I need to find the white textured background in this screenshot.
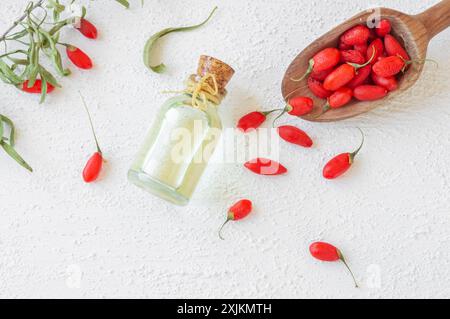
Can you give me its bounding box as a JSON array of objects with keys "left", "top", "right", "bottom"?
[{"left": 0, "top": 0, "right": 449, "bottom": 298}]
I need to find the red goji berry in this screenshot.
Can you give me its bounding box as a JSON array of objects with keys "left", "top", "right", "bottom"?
[
  {"left": 368, "top": 28, "right": 377, "bottom": 41},
  {"left": 310, "top": 242, "right": 340, "bottom": 261},
  {"left": 340, "top": 50, "right": 366, "bottom": 64},
  {"left": 269, "top": 97, "right": 314, "bottom": 125},
  {"left": 339, "top": 41, "right": 353, "bottom": 50},
  {"left": 367, "top": 38, "right": 384, "bottom": 65},
  {"left": 292, "top": 48, "right": 340, "bottom": 81},
  {"left": 309, "top": 241, "right": 358, "bottom": 288},
  {"left": 286, "top": 96, "right": 314, "bottom": 116},
  {"left": 375, "top": 19, "right": 391, "bottom": 37},
  {"left": 373, "top": 55, "right": 406, "bottom": 77},
  {"left": 83, "top": 152, "right": 103, "bottom": 183},
  {"left": 76, "top": 18, "right": 98, "bottom": 39},
  {"left": 323, "top": 87, "right": 353, "bottom": 112},
  {"left": 244, "top": 158, "right": 287, "bottom": 176},
  {"left": 21, "top": 79, "right": 55, "bottom": 94},
  {"left": 66, "top": 45, "right": 93, "bottom": 69},
  {"left": 323, "top": 48, "right": 376, "bottom": 92},
  {"left": 311, "top": 48, "right": 341, "bottom": 72},
  {"left": 353, "top": 43, "right": 368, "bottom": 56},
  {"left": 277, "top": 125, "right": 313, "bottom": 148},
  {"left": 323, "top": 153, "right": 353, "bottom": 179},
  {"left": 237, "top": 111, "right": 272, "bottom": 132},
  {"left": 340, "top": 25, "right": 370, "bottom": 45},
  {"left": 371, "top": 73, "right": 398, "bottom": 91},
  {"left": 323, "top": 128, "right": 364, "bottom": 179},
  {"left": 218, "top": 199, "right": 252, "bottom": 240},
  {"left": 308, "top": 77, "right": 333, "bottom": 99},
  {"left": 377, "top": 53, "right": 387, "bottom": 62},
  {"left": 353, "top": 85, "right": 387, "bottom": 101},
  {"left": 346, "top": 65, "right": 372, "bottom": 89},
  {"left": 384, "top": 34, "right": 410, "bottom": 60},
  {"left": 323, "top": 64, "right": 355, "bottom": 91},
  {"left": 310, "top": 68, "right": 334, "bottom": 81}
]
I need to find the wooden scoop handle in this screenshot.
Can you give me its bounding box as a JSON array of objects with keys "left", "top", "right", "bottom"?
[{"left": 415, "top": 0, "right": 450, "bottom": 39}]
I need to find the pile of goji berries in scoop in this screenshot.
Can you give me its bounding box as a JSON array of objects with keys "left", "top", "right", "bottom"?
[{"left": 291, "top": 19, "right": 411, "bottom": 114}]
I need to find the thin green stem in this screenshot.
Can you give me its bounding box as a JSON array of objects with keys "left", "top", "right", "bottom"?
[
  {"left": 310, "top": 102, "right": 330, "bottom": 119},
  {"left": 262, "top": 108, "right": 284, "bottom": 116},
  {"left": 78, "top": 91, "right": 102, "bottom": 154},
  {"left": 0, "top": 49, "right": 27, "bottom": 59},
  {"left": 291, "top": 59, "right": 314, "bottom": 82},
  {"left": 341, "top": 258, "right": 359, "bottom": 288},
  {"left": 218, "top": 218, "right": 231, "bottom": 241},
  {"left": 0, "top": 0, "right": 44, "bottom": 42},
  {"left": 349, "top": 127, "right": 364, "bottom": 162},
  {"left": 271, "top": 106, "right": 289, "bottom": 127},
  {"left": 349, "top": 47, "right": 376, "bottom": 70},
  {"left": 337, "top": 249, "right": 358, "bottom": 288}
]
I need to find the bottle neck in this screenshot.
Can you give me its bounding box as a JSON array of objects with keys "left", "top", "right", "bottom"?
[
  {"left": 182, "top": 94, "right": 220, "bottom": 112},
  {"left": 187, "top": 92, "right": 225, "bottom": 106},
  {"left": 184, "top": 74, "right": 226, "bottom": 111}
]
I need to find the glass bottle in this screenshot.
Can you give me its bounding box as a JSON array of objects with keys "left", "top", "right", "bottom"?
[{"left": 128, "top": 56, "right": 235, "bottom": 206}]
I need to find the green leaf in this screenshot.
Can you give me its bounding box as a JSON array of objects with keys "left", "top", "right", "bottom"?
[
  {"left": 143, "top": 6, "right": 218, "bottom": 73},
  {"left": 24, "top": 34, "right": 40, "bottom": 87},
  {"left": 39, "top": 77, "right": 48, "bottom": 104},
  {"left": 49, "top": 20, "right": 70, "bottom": 36},
  {"left": 7, "top": 58, "right": 28, "bottom": 65},
  {"left": 27, "top": 65, "right": 39, "bottom": 87},
  {"left": 53, "top": 31, "right": 60, "bottom": 44},
  {"left": 81, "top": 6, "right": 87, "bottom": 18},
  {"left": 0, "top": 141, "right": 33, "bottom": 172},
  {"left": 39, "top": 66, "right": 61, "bottom": 88},
  {"left": 0, "top": 70, "right": 13, "bottom": 85},
  {"left": 47, "top": 0, "right": 65, "bottom": 12},
  {"left": 0, "top": 59, "right": 23, "bottom": 85},
  {"left": 0, "top": 114, "right": 16, "bottom": 146},
  {"left": 48, "top": 0, "right": 64, "bottom": 23},
  {"left": 39, "top": 30, "right": 70, "bottom": 76},
  {"left": 116, "top": 0, "right": 130, "bottom": 8}
]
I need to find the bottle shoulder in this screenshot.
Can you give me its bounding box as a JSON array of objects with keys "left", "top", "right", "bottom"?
[{"left": 160, "top": 94, "right": 222, "bottom": 129}]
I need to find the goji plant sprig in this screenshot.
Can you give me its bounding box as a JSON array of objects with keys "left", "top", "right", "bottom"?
[
  {"left": 0, "top": 114, "right": 32, "bottom": 172},
  {"left": 0, "top": 0, "right": 99, "bottom": 103}
]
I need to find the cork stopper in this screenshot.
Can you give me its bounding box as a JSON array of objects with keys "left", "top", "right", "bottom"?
[{"left": 196, "top": 55, "right": 235, "bottom": 92}]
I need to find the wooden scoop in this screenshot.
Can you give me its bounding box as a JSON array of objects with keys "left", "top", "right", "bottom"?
[{"left": 281, "top": 0, "right": 450, "bottom": 122}]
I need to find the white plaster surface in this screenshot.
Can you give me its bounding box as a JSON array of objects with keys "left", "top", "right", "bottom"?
[{"left": 0, "top": 0, "right": 449, "bottom": 298}]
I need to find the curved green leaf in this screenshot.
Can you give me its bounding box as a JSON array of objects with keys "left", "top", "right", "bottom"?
[
  {"left": 116, "top": 0, "right": 130, "bottom": 8},
  {"left": 0, "top": 114, "right": 16, "bottom": 146},
  {"left": 0, "top": 141, "right": 33, "bottom": 172},
  {"left": 0, "top": 59, "right": 23, "bottom": 85},
  {"left": 143, "top": 6, "right": 217, "bottom": 73}
]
